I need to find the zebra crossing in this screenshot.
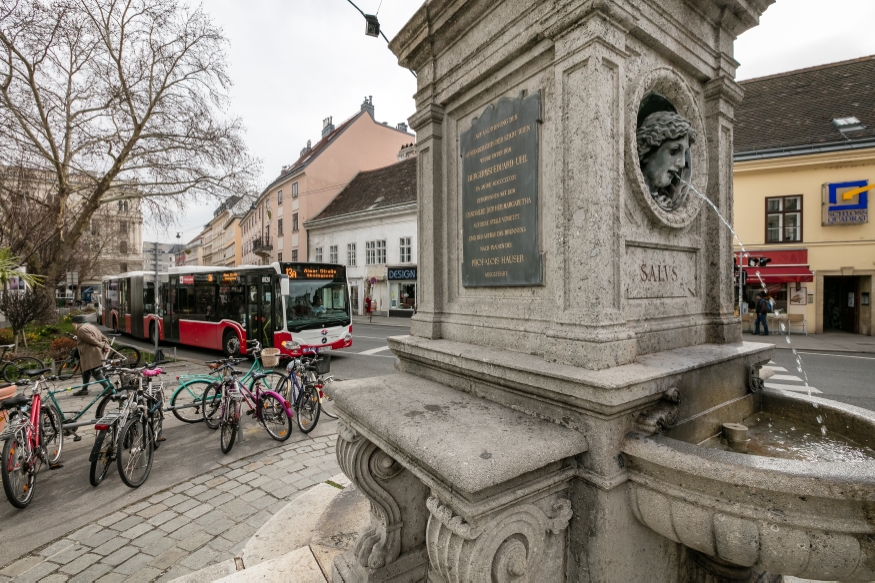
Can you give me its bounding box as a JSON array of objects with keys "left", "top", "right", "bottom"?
[{"left": 762, "top": 361, "right": 822, "bottom": 394}]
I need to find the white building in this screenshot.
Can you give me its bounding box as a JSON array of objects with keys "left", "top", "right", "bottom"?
[
  {"left": 304, "top": 157, "right": 417, "bottom": 317},
  {"left": 142, "top": 241, "right": 183, "bottom": 273}
]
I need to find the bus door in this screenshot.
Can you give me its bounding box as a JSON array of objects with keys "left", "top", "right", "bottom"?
[
  {"left": 245, "top": 273, "right": 274, "bottom": 348},
  {"left": 164, "top": 276, "right": 180, "bottom": 341}
]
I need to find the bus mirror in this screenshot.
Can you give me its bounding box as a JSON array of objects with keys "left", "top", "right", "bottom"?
[{"left": 280, "top": 275, "right": 289, "bottom": 297}]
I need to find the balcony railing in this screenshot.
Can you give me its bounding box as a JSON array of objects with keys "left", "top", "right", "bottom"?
[{"left": 252, "top": 236, "right": 272, "bottom": 257}]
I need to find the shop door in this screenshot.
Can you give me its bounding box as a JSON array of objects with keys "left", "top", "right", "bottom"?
[
  {"left": 350, "top": 285, "right": 359, "bottom": 316},
  {"left": 245, "top": 275, "right": 275, "bottom": 348},
  {"left": 824, "top": 276, "right": 859, "bottom": 333}
]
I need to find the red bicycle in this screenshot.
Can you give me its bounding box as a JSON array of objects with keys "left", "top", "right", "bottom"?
[{"left": 0, "top": 369, "right": 64, "bottom": 509}]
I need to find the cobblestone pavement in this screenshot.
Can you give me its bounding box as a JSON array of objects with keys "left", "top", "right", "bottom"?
[{"left": 0, "top": 432, "right": 340, "bottom": 583}]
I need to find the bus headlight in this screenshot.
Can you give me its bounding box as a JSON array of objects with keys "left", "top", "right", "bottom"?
[
  {"left": 343, "top": 333, "right": 352, "bottom": 342},
  {"left": 282, "top": 340, "right": 300, "bottom": 350}
]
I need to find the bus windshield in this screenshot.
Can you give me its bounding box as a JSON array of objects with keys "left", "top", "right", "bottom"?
[{"left": 285, "top": 279, "right": 350, "bottom": 333}]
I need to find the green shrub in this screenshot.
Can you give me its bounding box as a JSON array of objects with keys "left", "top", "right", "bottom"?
[
  {"left": 0, "top": 328, "right": 13, "bottom": 345},
  {"left": 49, "top": 337, "right": 77, "bottom": 361}
]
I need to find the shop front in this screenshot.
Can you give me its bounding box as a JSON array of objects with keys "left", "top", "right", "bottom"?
[
  {"left": 387, "top": 266, "right": 417, "bottom": 317},
  {"left": 735, "top": 249, "right": 815, "bottom": 333}
]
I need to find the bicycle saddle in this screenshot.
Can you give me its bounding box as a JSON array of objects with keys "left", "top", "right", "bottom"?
[
  {"left": 0, "top": 394, "right": 28, "bottom": 410},
  {"left": 23, "top": 368, "right": 52, "bottom": 377},
  {"left": 106, "top": 333, "right": 122, "bottom": 337},
  {"left": 142, "top": 368, "right": 162, "bottom": 378},
  {"left": 251, "top": 372, "right": 270, "bottom": 381}
]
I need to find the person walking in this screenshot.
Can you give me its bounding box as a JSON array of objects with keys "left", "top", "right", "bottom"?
[
  {"left": 71, "top": 315, "right": 110, "bottom": 396},
  {"left": 365, "top": 295, "right": 372, "bottom": 323},
  {"left": 753, "top": 291, "right": 770, "bottom": 336}
]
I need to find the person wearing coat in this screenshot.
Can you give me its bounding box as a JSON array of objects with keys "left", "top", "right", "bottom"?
[{"left": 71, "top": 315, "right": 110, "bottom": 396}]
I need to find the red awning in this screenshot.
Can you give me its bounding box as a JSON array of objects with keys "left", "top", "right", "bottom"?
[{"left": 746, "top": 265, "right": 814, "bottom": 284}]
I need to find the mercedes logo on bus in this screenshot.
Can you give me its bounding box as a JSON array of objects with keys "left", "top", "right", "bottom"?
[{"left": 321, "top": 337, "right": 328, "bottom": 344}]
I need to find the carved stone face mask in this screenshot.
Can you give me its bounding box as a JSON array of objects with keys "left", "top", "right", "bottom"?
[{"left": 642, "top": 135, "right": 689, "bottom": 191}]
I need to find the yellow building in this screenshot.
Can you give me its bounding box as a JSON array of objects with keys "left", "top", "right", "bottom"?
[{"left": 733, "top": 56, "right": 874, "bottom": 336}]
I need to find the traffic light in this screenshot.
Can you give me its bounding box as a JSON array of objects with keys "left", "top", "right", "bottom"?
[{"left": 364, "top": 14, "right": 380, "bottom": 37}]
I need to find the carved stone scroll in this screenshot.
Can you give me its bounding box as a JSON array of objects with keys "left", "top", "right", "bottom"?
[
  {"left": 633, "top": 387, "right": 681, "bottom": 435},
  {"left": 426, "top": 494, "right": 572, "bottom": 582}
]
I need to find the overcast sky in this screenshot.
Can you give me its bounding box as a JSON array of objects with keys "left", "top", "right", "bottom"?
[{"left": 143, "top": 0, "right": 875, "bottom": 244}]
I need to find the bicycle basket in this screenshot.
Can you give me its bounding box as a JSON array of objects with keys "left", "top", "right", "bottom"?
[
  {"left": 260, "top": 348, "right": 281, "bottom": 368},
  {"left": 313, "top": 355, "right": 330, "bottom": 375}
]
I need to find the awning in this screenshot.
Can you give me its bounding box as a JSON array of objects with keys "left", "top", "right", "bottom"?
[{"left": 745, "top": 266, "right": 814, "bottom": 284}]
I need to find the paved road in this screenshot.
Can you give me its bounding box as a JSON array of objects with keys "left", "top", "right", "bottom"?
[
  {"left": 766, "top": 349, "right": 875, "bottom": 412},
  {"left": 0, "top": 323, "right": 406, "bottom": 581},
  {"left": 111, "top": 322, "right": 405, "bottom": 382}
]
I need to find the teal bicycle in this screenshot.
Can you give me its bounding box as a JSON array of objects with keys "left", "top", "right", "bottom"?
[
  {"left": 169, "top": 341, "right": 284, "bottom": 423},
  {"left": 43, "top": 361, "right": 131, "bottom": 440}
]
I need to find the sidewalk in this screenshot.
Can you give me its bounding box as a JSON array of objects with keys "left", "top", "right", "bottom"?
[
  {"left": 352, "top": 315, "right": 411, "bottom": 328},
  {"left": 0, "top": 432, "right": 341, "bottom": 583},
  {"left": 742, "top": 330, "right": 875, "bottom": 354}
]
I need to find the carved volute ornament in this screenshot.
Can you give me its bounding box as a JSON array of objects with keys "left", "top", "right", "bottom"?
[{"left": 636, "top": 111, "right": 697, "bottom": 212}]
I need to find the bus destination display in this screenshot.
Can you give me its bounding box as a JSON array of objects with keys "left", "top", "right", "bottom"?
[
  {"left": 461, "top": 91, "right": 542, "bottom": 287},
  {"left": 282, "top": 264, "right": 345, "bottom": 281}
]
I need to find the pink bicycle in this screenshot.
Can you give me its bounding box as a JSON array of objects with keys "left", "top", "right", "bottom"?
[{"left": 0, "top": 370, "right": 64, "bottom": 509}]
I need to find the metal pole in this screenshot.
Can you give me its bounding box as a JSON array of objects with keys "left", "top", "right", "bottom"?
[{"left": 154, "top": 241, "right": 159, "bottom": 356}]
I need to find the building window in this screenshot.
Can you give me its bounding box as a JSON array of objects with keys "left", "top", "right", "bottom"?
[
  {"left": 278, "top": 252, "right": 282, "bottom": 262},
  {"left": 347, "top": 243, "right": 356, "bottom": 266},
  {"left": 291, "top": 249, "right": 298, "bottom": 261},
  {"left": 765, "top": 195, "right": 802, "bottom": 243},
  {"left": 400, "top": 237, "right": 412, "bottom": 263},
  {"left": 277, "top": 219, "right": 283, "bottom": 236},
  {"left": 329, "top": 245, "right": 338, "bottom": 264},
  {"left": 366, "top": 240, "right": 386, "bottom": 265},
  {"left": 119, "top": 221, "right": 127, "bottom": 233},
  {"left": 292, "top": 182, "right": 298, "bottom": 198},
  {"left": 119, "top": 240, "right": 127, "bottom": 254},
  {"left": 277, "top": 189, "right": 283, "bottom": 205},
  {"left": 315, "top": 247, "right": 323, "bottom": 262},
  {"left": 292, "top": 213, "right": 299, "bottom": 232}
]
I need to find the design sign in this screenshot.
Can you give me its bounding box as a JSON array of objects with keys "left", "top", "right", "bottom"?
[
  {"left": 822, "top": 180, "right": 869, "bottom": 225},
  {"left": 387, "top": 268, "right": 417, "bottom": 281},
  {"left": 460, "top": 91, "right": 542, "bottom": 287}
]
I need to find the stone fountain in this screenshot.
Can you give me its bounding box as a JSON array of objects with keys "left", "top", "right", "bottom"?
[{"left": 325, "top": 0, "right": 875, "bottom": 581}]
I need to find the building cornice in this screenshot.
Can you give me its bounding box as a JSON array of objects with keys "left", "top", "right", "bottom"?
[
  {"left": 734, "top": 145, "right": 875, "bottom": 173},
  {"left": 304, "top": 202, "right": 417, "bottom": 231},
  {"left": 734, "top": 140, "right": 875, "bottom": 166}
]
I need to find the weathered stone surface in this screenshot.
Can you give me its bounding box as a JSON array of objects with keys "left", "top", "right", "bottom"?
[{"left": 216, "top": 547, "right": 325, "bottom": 583}]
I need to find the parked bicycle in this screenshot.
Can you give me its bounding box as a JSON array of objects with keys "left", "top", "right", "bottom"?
[
  {"left": 58, "top": 333, "right": 141, "bottom": 379},
  {"left": 170, "top": 341, "right": 283, "bottom": 424},
  {"left": 89, "top": 361, "right": 167, "bottom": 488},
  {"left": 0, "top": 344, "right": 44, "bottom": 384},
  {"left": 0, "top": 368, "right": 65, "bottom": 508},
  {"left": 273, "top": 349, "right": 333, "bottom": 433},
  {"left": 200, "top": 346, "right": 293, "bottom": 454}
]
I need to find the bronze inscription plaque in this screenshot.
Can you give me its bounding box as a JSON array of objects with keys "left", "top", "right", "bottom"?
[{"left": 460, "top": 91, "right": 542, "bottom": 287}]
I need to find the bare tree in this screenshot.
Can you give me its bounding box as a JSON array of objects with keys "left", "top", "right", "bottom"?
[
  {"left": 0, "top": 0, "right": 258, "bottom": 283},
  {"left": 0, "top": 287, "right": 56, "bottom": 350}
]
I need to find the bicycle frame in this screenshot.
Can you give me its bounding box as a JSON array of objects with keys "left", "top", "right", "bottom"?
[{"left": 45, "top": 376, "right": 116, "bottom": 427}]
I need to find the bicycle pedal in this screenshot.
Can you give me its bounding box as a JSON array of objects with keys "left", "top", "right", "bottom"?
[
  {"left": 245, "top": 410, "right": 254, "bottom": 416},
  {"left": 156, "top": 437, "right": 166, "bottom": 442},
  {"left": 49, "top": 464, "right": 64, "bottom": 470}
]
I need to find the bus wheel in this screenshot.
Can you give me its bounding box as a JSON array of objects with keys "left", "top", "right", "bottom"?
[{"left": 223, "top": 330, "right": 240, "bottom": 356}]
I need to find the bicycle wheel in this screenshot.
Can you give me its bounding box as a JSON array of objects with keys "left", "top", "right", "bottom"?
[
  {"left": 2, "top": 436, "right": 36, "bottom": 508},
  {"left": 258, "top": 393, "right": 292, "bottom": 441},
  {"left": 170, "top": 381, "right": 211, "bottom": 423},
  {"left": 117, "top": 415, "right": 153, "bottom": 488},
  {"left": 295, "top": 385, "right": 321, "bottom": 434},
  {"left": 3, "top": 357, "right": 44, "bottom": 383},
  {"left": 114, "top": 345, "right": 141, "bottom": 368},
  {"left": 151, "top": 410, "right": 163, "bottom": 449},
  {"left": 272, "top": 374, "right": 292, "bottom": 401},
  {"left": 40, "top": 404, "right": 64, "bottom": 465},
  {"left": 219, "top": 404, "right": 237, "bottom": 454},
  {"left": 201, "top": 383, "right": 222, "bottom": 430},
  {"left": 89, "top": 429, "right": 113, "bottom": 487},
  {"left": 57, "top": 356, "right": 80, "bottom": 379}
]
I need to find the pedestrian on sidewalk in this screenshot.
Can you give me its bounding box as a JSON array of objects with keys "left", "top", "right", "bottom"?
[
  {"left": 71, "top": 315, "right": 110, "bottom": 396},
  {"left": 753, "top": 291, "right": 770, "bottom": 336},
  {"left": 365, "top": 295, "right": 373, "bottom": 322}
]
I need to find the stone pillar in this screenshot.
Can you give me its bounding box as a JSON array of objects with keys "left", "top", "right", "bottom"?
[
  {"left": 332, "top": 423, "right": 430, "bottom": 582},
  {"left": 545, "top": 5, "right": 639, "bottom": 370}
]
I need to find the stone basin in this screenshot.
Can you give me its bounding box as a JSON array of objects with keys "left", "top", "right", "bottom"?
[{"left": 622, "top": 388, "right": 875, "bottom": 581}]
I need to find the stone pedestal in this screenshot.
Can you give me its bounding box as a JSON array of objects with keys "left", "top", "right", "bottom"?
[{"left": 327, "top": 0, "right": 776, "bottom": 581}]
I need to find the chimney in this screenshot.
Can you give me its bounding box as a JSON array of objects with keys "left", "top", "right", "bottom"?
[
  {"left": 300, "top": 139, "right": 311, "bottom": 157},
  {"left": 396, "top": 122, "right": 408, "bottom": 133},
  {"left": 361, "top": 95, "right": 375, "bottom": 117},
  {"left": 322, "top": 117, "right": 334, "bottom": 138}
]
